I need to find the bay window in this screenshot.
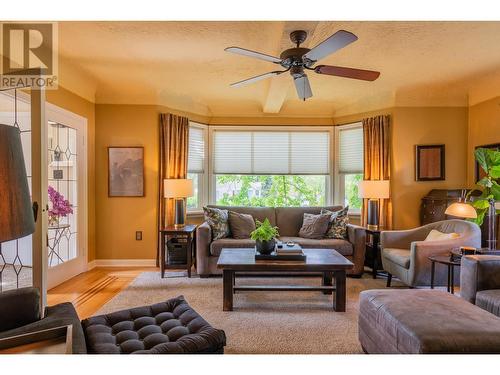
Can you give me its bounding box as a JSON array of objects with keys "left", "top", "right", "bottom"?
[
  {"left": 211, "top": 129, "right": 331, "bottom": 207},
  {"left": 335, "top": 123, "right": 364, "bottom": 213},
  {"left": 187, "top": 122, "right": 207, "bottom": 212}
]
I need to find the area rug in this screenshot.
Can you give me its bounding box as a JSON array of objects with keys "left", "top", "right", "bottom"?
[{"left": 96, "top": 272, "right": 405, "bottom": 354}]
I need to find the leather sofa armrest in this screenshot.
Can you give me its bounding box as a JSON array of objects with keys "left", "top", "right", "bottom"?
[
  {"left": 347, "top": 224, "right": 366, "bottom": 275},
  {"left": 0, "top": 287, "right": 41, "bottom": 333},
  {"left": 460, "top": 255, "right": 500, "bottom": 304},
  {"left": 196, "top": 221, "right": 212, "bottom": 276}
]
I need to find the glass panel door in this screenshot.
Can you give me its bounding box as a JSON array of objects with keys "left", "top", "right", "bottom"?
[{"left": 47, "top": 121, "right": 78, "bottom": 267}]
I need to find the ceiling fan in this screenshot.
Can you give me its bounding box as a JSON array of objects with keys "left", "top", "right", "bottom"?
[{"left": 225, "top": 29, "right": 380, "bottom": 101}]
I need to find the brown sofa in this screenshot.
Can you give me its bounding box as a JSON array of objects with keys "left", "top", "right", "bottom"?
[
  {"left": 196, "top": 205, "right": 366, "bottom": 277},
  {"left": 358, "top": 254, "right": 500, "bottom": 354}
]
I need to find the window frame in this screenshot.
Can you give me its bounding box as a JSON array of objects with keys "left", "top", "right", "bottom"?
[
  {"left": 208, "top": 125, "right": 334, "bottom": 207},
  {"left": 187, "top": 121, "right": 209, "bottom": 214},
  {"left": 334, "top": 122, "right": 364, "bottom": 214}
]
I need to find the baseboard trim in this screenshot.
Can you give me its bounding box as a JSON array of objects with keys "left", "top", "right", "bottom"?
[
  {"left": 93, "top": 259, "right": 157, "bottom": 267},
  {"left": 87, "top": 260, "right": 97, "bottom": 271}
]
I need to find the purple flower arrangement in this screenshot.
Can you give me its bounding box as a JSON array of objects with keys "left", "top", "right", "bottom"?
[{"left": 48, "top": 186, "right": 73, "bottom": 225}]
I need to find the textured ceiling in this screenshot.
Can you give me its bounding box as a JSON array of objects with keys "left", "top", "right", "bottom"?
[{"left": 58, "top": 21, "right": 500, "bottom": 117}]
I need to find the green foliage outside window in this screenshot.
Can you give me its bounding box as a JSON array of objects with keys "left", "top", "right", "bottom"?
[
  {"left": 216, "top": 175, "right": 326, "bottom": 207},
  {"left": 344, "top": 174, "right": 363, "bottom": 209}
]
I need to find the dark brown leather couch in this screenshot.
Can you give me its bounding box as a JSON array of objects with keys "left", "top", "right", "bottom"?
[
  {"left": 196, "top": 205, "right": 366, "bottom": 277},
  {"left": 358, "top": 254, "right": 500, "bottom": 353}
]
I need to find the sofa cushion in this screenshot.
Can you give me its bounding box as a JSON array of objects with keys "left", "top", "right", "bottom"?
[
  {"left": 203, "top": 207, "right": 230, "bottom": 240},
  {"left": 425, "top": 229, "right": 460, "bottom": 241},
  {"left": 82, "top": 296, "right": 226, "bottom": 354},
  {"left": 322, "top": 207, "right": 349, "bottom": 239},
  {"left": 210, "top": 238, "right": 255, "bottom": 257},
  {"left": 275, "top": 206, "right": 343, "bottom": 236},
  {"left": 228, "top": 211, "right": 256, "bottom": 239},
  {"left": 476, "top": 290, "right": 500, "bottom": 317},
  {"left": 359, "top": 289, "right": 500, "bottom": 353},
  {"left": 208, "top": 205, "right": 276, "bottom": 226},
  {"left": 279, "top": 236, "right": 353, "bottom": 256},
  {"left": 298, "top": 213, "right": 331, "bottom": 239},
  {"left": 382, "top": 248, "right": 411, "bottom": 269}
]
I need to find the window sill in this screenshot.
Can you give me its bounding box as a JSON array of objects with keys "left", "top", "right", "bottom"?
[{"left": 187, "top": 210, "right": 204, "bottom": 218}]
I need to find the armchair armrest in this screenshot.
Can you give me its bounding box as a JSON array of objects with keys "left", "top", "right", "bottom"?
[
  {"left": 347, "top": 224, "right": 366, "bottom": 275},
  {"left": 460, "top": 255, "right": 500, "bottom": 304},
  {"left": 196, "top": 221, "right": 212, "bottom": 276},
  {"left": 0, "top": 287, "right": 41, "bottom": 332}
]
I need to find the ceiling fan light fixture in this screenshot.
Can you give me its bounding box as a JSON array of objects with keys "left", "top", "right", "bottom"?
[{"left": 225, "top": 29, "right": 380, "bottom": 100}]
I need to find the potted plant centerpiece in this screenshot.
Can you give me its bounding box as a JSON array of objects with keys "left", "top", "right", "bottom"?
[{"left": 250, "top": 218, "right": 279, "bottom": 255}]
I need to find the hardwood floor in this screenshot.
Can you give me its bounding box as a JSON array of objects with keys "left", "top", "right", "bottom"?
[{"left": 47, "top": 266, "right": 158, "bottom": 319}]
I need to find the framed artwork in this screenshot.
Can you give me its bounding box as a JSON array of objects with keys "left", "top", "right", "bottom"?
[
  {"left": 415, "top": 144, "right": 445, "bottom": 181},
  {"left": 475, "top": 143, "right": 500, "bottom": 183},
  {"left": 108, "top": 147, "right": 144, "bottom": 197}
]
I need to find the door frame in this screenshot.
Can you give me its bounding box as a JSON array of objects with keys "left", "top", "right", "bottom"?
[{"left": 46, "top": 101, "right": 88, "bottom": 289}]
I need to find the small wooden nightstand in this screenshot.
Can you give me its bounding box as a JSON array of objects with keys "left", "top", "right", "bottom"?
[
  {"left": 159, "top": 225, "right": 197, "bottom": 278},
  {"left": 364, "top": 227, "right": 386, "bottom": 279}
]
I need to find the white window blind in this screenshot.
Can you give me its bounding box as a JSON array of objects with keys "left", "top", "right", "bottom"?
[
  {"left": 338, "top": 125, "right": 363, "bottom": 174},
  {"left": 213, "top": 130, "right": 329, "bottom": 175},
  {"left": 188, "top": 124, "right": 205, "bottom": 173}
]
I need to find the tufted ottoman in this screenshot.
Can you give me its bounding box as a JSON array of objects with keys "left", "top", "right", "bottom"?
[{"left": 81, "top": 296, "right": 226, "bottom": 354}]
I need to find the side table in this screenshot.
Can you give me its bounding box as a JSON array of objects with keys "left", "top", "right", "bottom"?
[
  {"left": 159, "top": 225, "right": 197, "bottom": 278},
  {"left": 364, "top": 228, "right": 385, "bottom": 279},
  {"left": 428, "top": 254, "right": 461, "bottom": 294}
]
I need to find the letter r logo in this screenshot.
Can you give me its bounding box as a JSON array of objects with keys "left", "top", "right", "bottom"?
[{"left": 1, "top": 23, "right": 53, "bottom": 75}]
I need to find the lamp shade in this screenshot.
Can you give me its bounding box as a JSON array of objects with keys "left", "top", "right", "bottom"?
[
  {"left": 163, "top": 178, "right": 193, "bottom": 198},
  {"left": 445, "top": 202, "right": 477, "bottom": 219},
  {"left": 0, "top": 124, "right": 35, "bottom": 243},
  {"left": 358, "top": 180, "right": 390, "bottom": 199}
]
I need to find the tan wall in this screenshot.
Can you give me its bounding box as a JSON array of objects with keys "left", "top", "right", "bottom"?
[
  {"left": 335, "top": 106, "right": 469, "bottom": 229},
  {"left": 467, "top": 96, "right": 500, "bottom": 186},
  {"left": 46, "top": 87, "right": 96, "bottom": 261},
  {"left": 391, "top": 107, "right": 468, "bottom": 229},
  {"left": 95, "top": 105, "right": 159, "bottom": 260}
]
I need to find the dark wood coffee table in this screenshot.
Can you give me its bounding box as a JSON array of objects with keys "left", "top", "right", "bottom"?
[{"left": 217, "top": 248, "right": 354, "bottom": 312}]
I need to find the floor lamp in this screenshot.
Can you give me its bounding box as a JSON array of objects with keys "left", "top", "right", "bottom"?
[{"left": 0, "top": 123, "right": 36, "bottom": 256}]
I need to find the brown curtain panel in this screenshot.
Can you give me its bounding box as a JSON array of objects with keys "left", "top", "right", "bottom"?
[
  {"left": 157, "top": 113, "right": 189, "bottom": 265},
  {"left": 362, "top": 115, "right": 393, "bottom": 229}
]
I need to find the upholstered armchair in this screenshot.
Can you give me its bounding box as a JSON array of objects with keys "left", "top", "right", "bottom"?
[
  {"left": 460, "top": 255, "right": 500, "bottom": 317},
  {"left": 381, "top": 220, "right": 481, "bottom": 287}
]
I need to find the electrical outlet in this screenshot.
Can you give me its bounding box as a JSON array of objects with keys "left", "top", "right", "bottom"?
[{"left": 135, "top": 231, "right": 142, "bottom": 241}]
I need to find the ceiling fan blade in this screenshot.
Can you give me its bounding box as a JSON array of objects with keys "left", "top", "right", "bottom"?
[
  {"left": 230, "top": 71, "right": 285, "bottom": 88},
  {"left": 225, "top": 47, "right": 282, "bottom": 64},
  {"left": 304, "top": 30, "right": 358, "bottom": 63},
  {"left": 315, "top": 65, "right": 380, "bottom": 81},
  {"left": 294, "top": 74, "right": 313, "bottom": 101}
]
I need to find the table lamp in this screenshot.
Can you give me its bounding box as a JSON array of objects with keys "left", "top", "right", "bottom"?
[
  {"left": 164, "top": 178, "right": 193, "bottom": 228},
  {"left": 0, "top": 124, "right": 36, "bottom": 243},
  {"left": 358, "top": 180, "right": 390, "bottom": 230}
]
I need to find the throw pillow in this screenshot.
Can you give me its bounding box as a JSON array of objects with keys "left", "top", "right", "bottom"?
[
  {"left": 203, "top": 207, "right": 231, "bottom": 240},
  {"left": 298, "top": 212, "right": 332, "bottom": 239},
  {"left": 322, "top": 207, "right": 349, "bottom": 239},
  {"left": 424, "top": 229, "right": 460, "bottom": 242},
  {"left": 228, "top": 211, "right": 256, "bottom": 239}
]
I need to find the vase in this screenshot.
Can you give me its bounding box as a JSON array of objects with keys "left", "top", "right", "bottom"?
[
  {"left": 255, "top": 239, "right": 276, "bottom": 255},
  {"left": 48, "top": 215, "right": 59, "bottom": 227}
]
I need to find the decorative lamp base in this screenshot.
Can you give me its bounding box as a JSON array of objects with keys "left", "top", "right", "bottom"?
[
  {"left": 174, "top": 198, "right": 186, "bottom": 228},
  {"left": 367, "top": 199, "right": 379, "bottom": 231}
]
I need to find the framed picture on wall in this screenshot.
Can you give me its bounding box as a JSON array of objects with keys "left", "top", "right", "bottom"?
[
  {"left": 108, "top": 147, "right": 144, "bottom": 197},
  {"left": 415, "top": 144, "right": 445, "bottom": 181},
  {"left": 475, "top": 143, "right": 500, "bottom": 183}
]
